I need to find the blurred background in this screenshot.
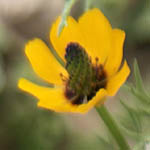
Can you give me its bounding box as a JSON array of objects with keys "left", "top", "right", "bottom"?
[{"left": 0, "top": 0, "right": 149, "bottom": 150}]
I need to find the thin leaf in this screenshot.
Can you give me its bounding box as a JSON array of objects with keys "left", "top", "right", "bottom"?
[
  {"left": 96, "top": 135, "right": 115, "bottom": 150},
  {"left": 121, "top": 83, "right": 132, "bottom": 91},
  {"left": 0, "top": 54, "right": 6, "bottom": 93},
  {"left": 84, "top": 0, "right": 93, "bottom": 11},
  {"left": 120, "top": 99, "right": 142, "bottom": 133},
  {"left": 48, "top": 45, "right": 65, "bottom": 68},
  {"left": 134, "top": 59, "right": 150, "bottom": 99},
  {"left": 133, "top": 136, "right": 150, "bottom": 150},
  {"left": 120, "top": 126, "right": 142, "bottom": 141},
  {"left": 134, "top": 59, "right": 144, "bottom": 91},
  {"left": 140, "top": 106, "right": 150, "bottom": 116},
  {"left": 57, "top": 0, "right": 77, "bottom": 36},
  {"left": 131, "top": 87, "right": 150, "bottom": 104},
  {"left": 133, "top": 141, "right": 146, "bottom": 150}
]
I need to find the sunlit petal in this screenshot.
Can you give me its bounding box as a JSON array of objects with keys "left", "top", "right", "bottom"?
[
  {"left": 106, "top": 61, "right": 130, "bottom": 96},
  {"left": 25, "top": 38, "right": 68, "bottom": 85}
]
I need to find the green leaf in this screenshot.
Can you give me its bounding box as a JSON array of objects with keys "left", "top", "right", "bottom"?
[
  {"left": 96, "top": 135, "right": 115, "bottom": 150},
  {"left": 134, "top": 59, "right": 144, "bottom": 92},
  {"left": 131, "top": 87, "right": 150, "bottom": 104},
  {"left": 120, "top": 126, "right": 141, "bottom": 141},
  {"left": 0, "top": 54, "right": 6, "bottom": 93},
  {"left": 121, "top": 83, "right": 132, "bottom": 91},
  {"left": 57, "top": 0, "right": 77, "bottom": 36},
  {"left": 140, "top": 106, "right": 150, "bottom": 116},
  {"left": 120, "top": 99, "right": 142, "bottom": 133},
  {"left": 49, "top": 45, "right": 65, "bottom": 68},
  {"left": 84, "top": 0, "right": 93, "bottom": 11},
  {"left": 133, "top": 141, "right": 146, "bottom": 150},
  {"left": 134, "top": 59, "right": 150, "bottom": 99},
  {"left": 133, "top": 136, "right": 150, "bottom": 150}
]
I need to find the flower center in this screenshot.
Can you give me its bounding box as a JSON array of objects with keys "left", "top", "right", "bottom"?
[{"left": 64, "top": 42, "right": 107, "bottom": 105}]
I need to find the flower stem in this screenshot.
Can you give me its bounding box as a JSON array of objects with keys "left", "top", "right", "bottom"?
[{"left": 96, "top": 105, "right": 131, "bottom": 150}]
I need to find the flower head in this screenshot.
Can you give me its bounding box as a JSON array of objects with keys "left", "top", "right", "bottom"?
[{"left": 18, "top": 8, "right": 130, "bottom": 114}]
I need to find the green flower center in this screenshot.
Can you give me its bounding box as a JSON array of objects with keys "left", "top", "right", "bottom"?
[{"left": 64, "top": 42, "right": 107, "bottom": 105}]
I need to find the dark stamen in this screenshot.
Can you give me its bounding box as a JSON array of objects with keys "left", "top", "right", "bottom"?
[
  {"left": 64, "top": 42, "right": 107, "bottom": 105},
  {"left": 60, "top": 73, "right": 67, "bottom": 82}
]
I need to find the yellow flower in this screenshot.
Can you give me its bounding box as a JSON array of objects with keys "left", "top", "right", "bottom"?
[{"left": 18, "top": 8, "right": 130, "bottom": 114}]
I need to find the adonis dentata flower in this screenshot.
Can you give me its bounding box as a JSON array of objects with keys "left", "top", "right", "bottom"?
[{"left": 18, "top": 8, "right": 130, "bottom": 113}]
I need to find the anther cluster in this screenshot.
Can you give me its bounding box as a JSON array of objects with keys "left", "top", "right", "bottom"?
[{"left": 64, "top": 43, "right": 107, "bottom": 105}]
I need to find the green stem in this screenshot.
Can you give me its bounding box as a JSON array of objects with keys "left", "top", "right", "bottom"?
[{"left": 96, "top": 105, "right": 131, "bottom": 150}]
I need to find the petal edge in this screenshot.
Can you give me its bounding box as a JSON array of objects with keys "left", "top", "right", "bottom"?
[
  {"left": 106, "top": 60, "right": 130, "bottom": 96},
  {"left": 25, "top": 38, "right": 68, "bottom": 85}
]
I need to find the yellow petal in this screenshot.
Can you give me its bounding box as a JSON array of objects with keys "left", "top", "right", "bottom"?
[
  {"left": 104, "top": 29, "right": 125, "bottom": 76},
  {"left": 38, "top": 88, "right": 107, "bottom": 114},
  {"left": 50, "top": 8, "right": 113, "bottom": 64},
  {"left": 75, "top": 89, "right": 107, "bottom": 113},
  {"left": 18, "top": 78, "right": 68, "bottom": 105},
  {"left": 106, "top": 61, "right": 130, "bottom": 96},
  {"left": 50, "top": 16, "right": 84, "bottom": 62},
  {"left": 25, "top": 38, "right": 68, "bottom": 85},
  {"left": 78, "top": 8, "right": 113, "bottom": 64},
  {"left": 18, "top": 78, "right": 107, "bottom": 114}
]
